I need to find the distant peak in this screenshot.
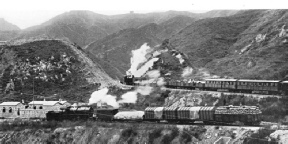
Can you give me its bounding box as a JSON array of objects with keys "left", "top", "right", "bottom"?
[{"left": 0, "top": 18, "right": 20, "bottom": 31}]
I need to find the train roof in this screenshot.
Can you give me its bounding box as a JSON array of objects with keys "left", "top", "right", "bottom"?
[
  {"left": 237, "top": 79, "right": 280, "bottom": 83},
  {"left": 205, "top": 79, "right": 237, "bottom": 82},
  {"left": 204, "top": 79, "right": 280, "bottom": 83}
]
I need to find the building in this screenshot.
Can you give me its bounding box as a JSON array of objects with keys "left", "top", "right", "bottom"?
[
  {"left": 0, "top": 102, "right": 25, "bottom": 118},
  {"left": 20, "top": 100, "right": 69, "bottom": 119},
  {"left": 28, "top": 101, "right": 63, "bottom": 111}
]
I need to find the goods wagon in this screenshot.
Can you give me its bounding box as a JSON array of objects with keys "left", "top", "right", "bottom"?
[
  {"left": 177, "top": 107, "right": 201, "bottom": 123},
  {"left": 144, "top": 107, "right": 164, "bottom": 122},
  {"left": 163, "top": 107, "right": 178, "bottom": 122},
  {"left": 214, "top": 105, "right": 262, "bottom": 125},
  {"left": 113, "top": 111, "right": 144, "bottom": 122}
]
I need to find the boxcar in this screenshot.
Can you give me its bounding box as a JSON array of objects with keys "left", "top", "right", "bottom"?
[
  {"left": 177, "top": 107, "right": 201, "bottom": 123},
  {"left": 144, "top": 107, "right": 164, "bottom": 122},
  {"left": 199, "top": 106, "right": 216, "bottom": 123},
  {"left": 163, "top": 107, "right": 178, "bottom": 122}
]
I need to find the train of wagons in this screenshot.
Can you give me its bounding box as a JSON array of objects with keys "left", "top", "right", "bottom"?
[
  {"left": 123, "top": 75, "right": 288, "bottom": 95},
  {"left": 46, "top": 105, "right": 262, "bottom": 126}
]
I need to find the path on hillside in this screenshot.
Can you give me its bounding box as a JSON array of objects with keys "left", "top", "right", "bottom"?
[{"left": 63, "top": 41, "right": 127, "bottom": 88}]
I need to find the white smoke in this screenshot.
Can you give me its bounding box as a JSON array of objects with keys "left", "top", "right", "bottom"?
[
  {"left": 128, "top": 43, "right": 151, "bottom": 76},
  {"left": 156, "top": 77, "right": 166, "bottom": 86},
  {"left": 119, "top": 70, "right": 165, "bottom": 105},
  {"left": 134, "top": 58, "right": 159, "bottom": 77},
  {"left": 118, "top": 91, "right": 138, "bottom": 103},
  {"left": 89, "top": 88, "right": 119, "bottom": 108},
  {"left": 198, "top": 68, "right": 220, "bottom": 79},
  {"left": 176, "top": 54, "right": 185, "bottom": 64},
  {"left": 182, "top": 67, "right": 193, "bottom": 77}
]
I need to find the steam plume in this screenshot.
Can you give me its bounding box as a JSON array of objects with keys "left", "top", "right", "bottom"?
[
  {"left": 182, "top": 67, "right": 193, "bottom": 77},
  {"left": 128, "top": 43, "right": 151, "bottom": 76},
  {"left": 89, "top": 88, "right": 119, "bottom": 108}
]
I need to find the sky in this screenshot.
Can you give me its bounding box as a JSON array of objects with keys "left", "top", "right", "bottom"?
[{"left": 0, "top": 0, "right": 287, "bottom": 29}]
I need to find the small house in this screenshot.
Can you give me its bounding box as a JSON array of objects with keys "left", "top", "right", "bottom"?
[{"left": 0, "top": 102, "right": 25, "bottom": 118}]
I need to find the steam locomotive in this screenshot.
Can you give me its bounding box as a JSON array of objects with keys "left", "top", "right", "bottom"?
[
  {"left": 46, "top": 105, "right": 262, "bottom": 126},
  {"left": 123, "top": 75, "right": 288, "bottom": 95}
]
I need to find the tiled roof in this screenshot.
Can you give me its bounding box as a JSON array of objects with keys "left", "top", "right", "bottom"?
[
  {"left": 0, "top": 102, "right": 22, "bottom": 106},
  {"left": 28, "top": 101, "right": 61, "bottom": 106}
]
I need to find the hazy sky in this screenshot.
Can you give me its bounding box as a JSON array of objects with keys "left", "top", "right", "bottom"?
[{"left": 0, "top": 0, "right": 287, "bottom": 29}]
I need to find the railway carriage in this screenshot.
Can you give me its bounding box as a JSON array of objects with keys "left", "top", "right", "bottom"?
[
  {"left": 205, "top": 79, "right": 237, "bottom": 92},
  {"left": 280, "top": 81, "right": 288, "bottom": 95},
  {"left": 237, "top": 80, "right": 280, "bottom": 94}
]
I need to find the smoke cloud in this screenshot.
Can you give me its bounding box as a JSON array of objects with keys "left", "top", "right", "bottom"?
[
  {"left": 89, "top": 88, "right": 119, "bottom": 108},
  {"left": 182, "top": 67, "right": 193, "bottom": 77},
  {"left": 118, "top": 91, "right": 138, "bottom": 103},
  {"left": 176, "top": 54, "right": 185, "bottom": 64},
  {"left": 134, "top": 58, "right": 159, "bottom": 77},
  {"left": 128, "top": 43, "right": 151, "bottom": 76}
]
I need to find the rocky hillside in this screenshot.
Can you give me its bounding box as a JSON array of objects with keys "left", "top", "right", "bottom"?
[
  {"left": 0, "top": 120, "right": 270, "bottom": 144},
  {"left": 0, "top": 39, "right": 119, "bottom": 103},
  {"left": 0, "top": 18, "right": 20, "bottom": 31},
  {"left": 169, "top": 9, "right": 288, "bottom": 80},
  {"left": 86, "top": 16, "right": 196, "bottom": 78}
]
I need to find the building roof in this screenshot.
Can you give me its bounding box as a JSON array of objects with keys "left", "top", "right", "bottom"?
[
  {"left": 205, "top": 79, "right": 238, "bottom": 82},
  {"left": 0, "top": 102, "right": 22, "bottom": 106},
  {"left": 28, "top": 101, "right": 61, "bottom": 106},
  {"left": 59, "top": 101, "right": 68, "bottom": 104}
]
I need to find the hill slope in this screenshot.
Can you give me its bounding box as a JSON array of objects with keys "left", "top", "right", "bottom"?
[
  {"left": 0, "top": 40, "right": 119, "bottom": 103},
  {"left": 0, "top": 18, "right": 20, "bottom": 31},
  {"left": 86, "top": 16, "right": 197, "bottom": 78},
  {"left": 169, "top": 9, "right": 288, "bottom": 80}
]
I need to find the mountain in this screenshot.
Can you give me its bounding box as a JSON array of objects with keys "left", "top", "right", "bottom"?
[
  {"left": 199, "top": 10, "right": 240, "bottom": 18},
  {"left": 170, "top": 9, "right": 288, "bottom": 80},
  {"left": 0, "top": 39, "right": 119, "bottom": 103},
  {"left": 0, "top": 18, "right": 20, "bottom": 31},
  {"left": 0, "top": 18, "right": 20, "bottom": 41},
  {"left": 16, "top": 11, "right": 118, "bottom": 47},
  {"left": 14, "top": 10, "right": 238, "bottom": 48},
  {"left": 15, "top": 10, "right": 198, "bottom": 47},
  {"left": 86, "top": 16, "right": 197, "bottom": 78}
]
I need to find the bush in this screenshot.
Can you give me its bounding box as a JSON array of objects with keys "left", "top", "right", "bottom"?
[
  {"left": 119, "top": 127, "right": 138, "bottom": 144},
  {"left": 243, "top": 128, "right": 278, "bottom": 144},
  {"left": 181, "top": 126, "right": 206, "bottom": 142},
  {"left": 148, "top": 127, "right": 164, "bottom": 144}
]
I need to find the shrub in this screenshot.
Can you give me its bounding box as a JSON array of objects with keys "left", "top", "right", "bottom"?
[
  {"left": 148, "top": 127, "right": 164, "bottom": 144},
  {"left": 119, "top": 127, "right": 138, "bottom": 144},
  {"left": 243, "top": 128, "right": 278, "bottom": 144}
]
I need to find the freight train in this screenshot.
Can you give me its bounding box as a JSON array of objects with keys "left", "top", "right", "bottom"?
[
  {"left": 46, "top": 105, "right": 262, "bottom": 126},
  {"left": 123, "top": 75, "right": 288, "bottom": 95}
]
